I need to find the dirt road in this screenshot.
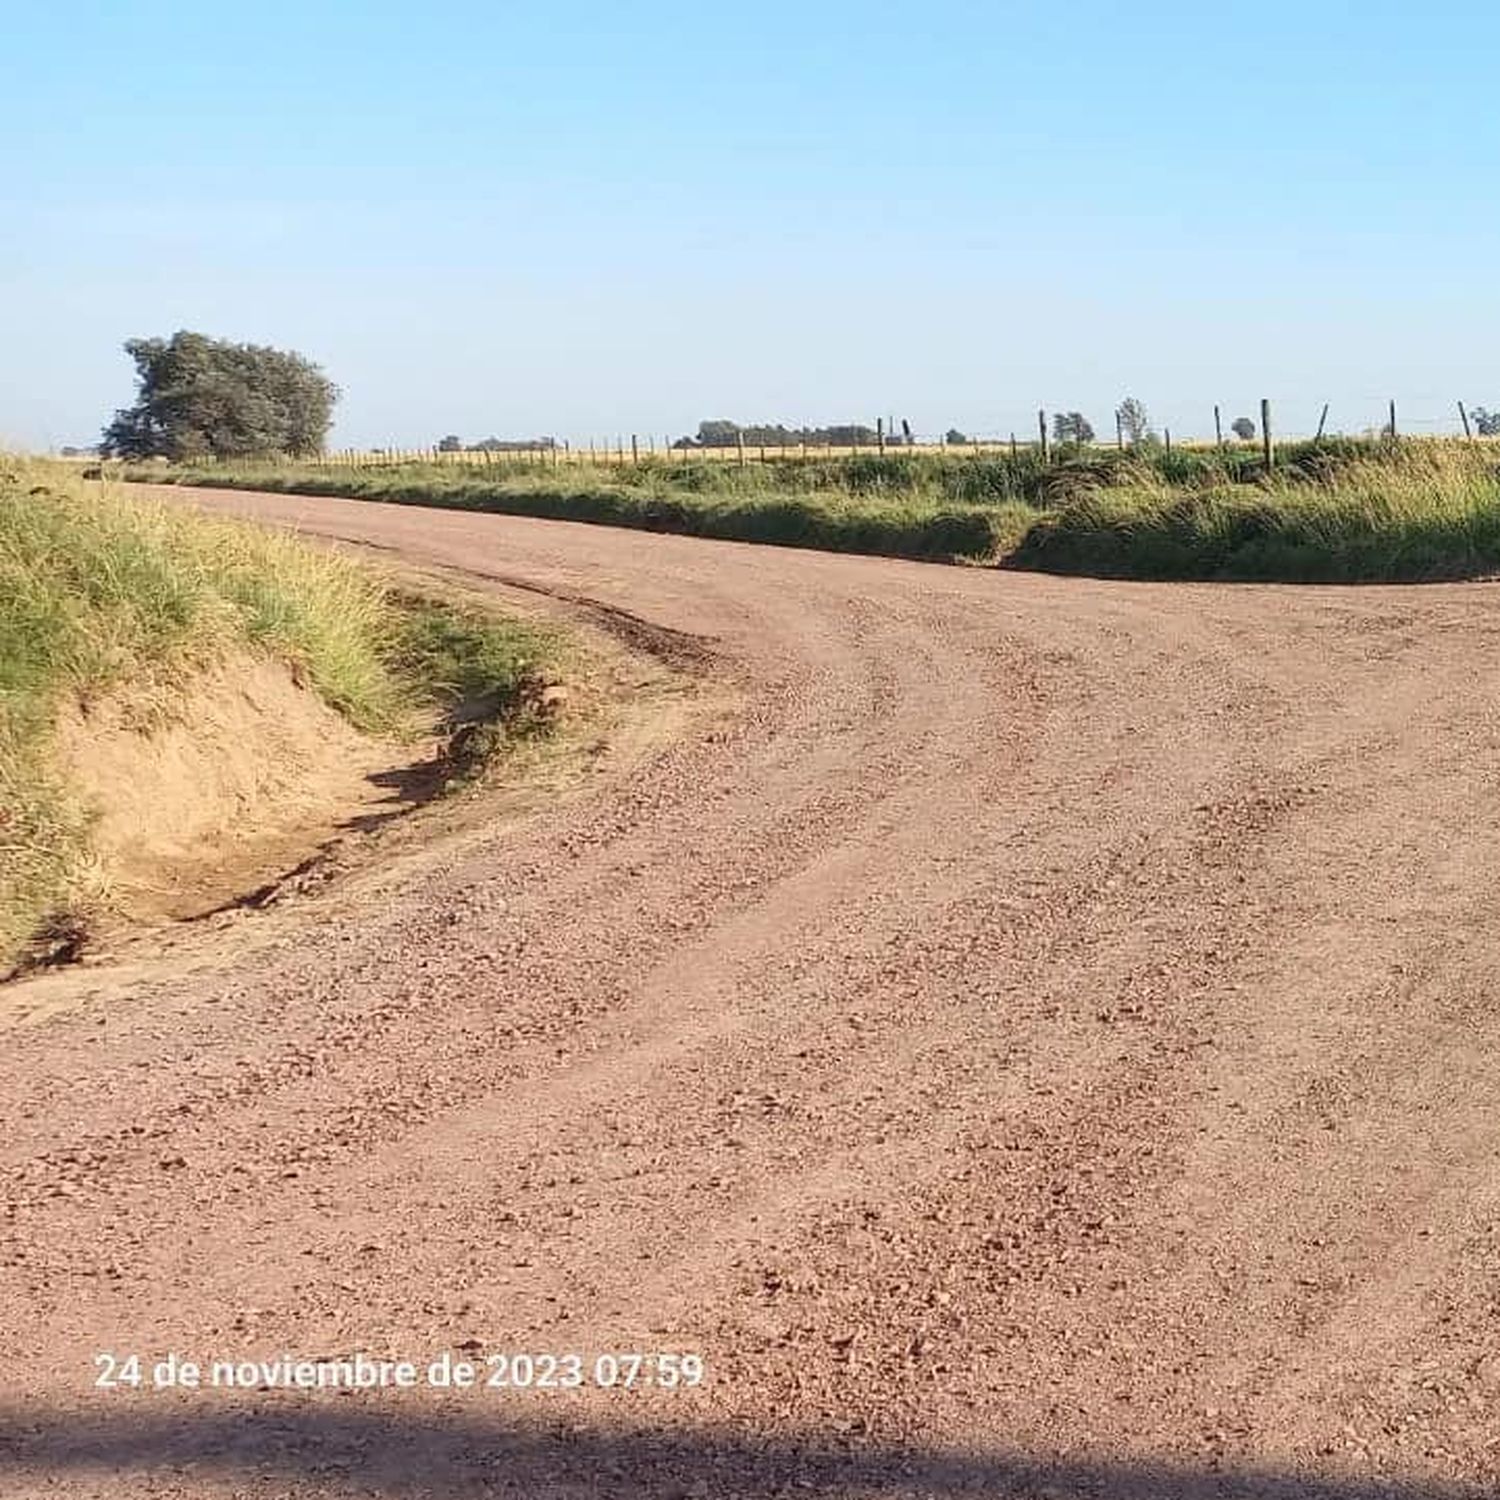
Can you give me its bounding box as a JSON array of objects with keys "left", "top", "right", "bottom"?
[{"left": 5, "top": 488, "right": 1500, "bottom": 1499}]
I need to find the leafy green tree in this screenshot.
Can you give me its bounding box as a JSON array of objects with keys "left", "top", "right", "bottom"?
[
  {"left": 101, "top": 331, "right": 338, "bottom": 460},
  {"left": 1115, "top": 397, "right": 1151, "bottom": 445},
  {"left": 1052, "top": 412, "right": 1095, "bottom": 444},
  {"left": 1230, "top": 416, "right": 1256, "bottom": 441},
  {"left": 1470, "top": 406, "right": 1500, "bottom": 437},
  {"left": 945, "top": 428, "right": 969, "bottom": 445},
  {"left": 438, "top": 434, "right": 464, "bottom": 452}
]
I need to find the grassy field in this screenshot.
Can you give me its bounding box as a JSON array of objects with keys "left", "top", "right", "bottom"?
[
  {"left": 1, "top": 461, "right": 555, "bottom": 970},
  {"left": 112, "top": 438, "right": 1500, "bottom": 580}
]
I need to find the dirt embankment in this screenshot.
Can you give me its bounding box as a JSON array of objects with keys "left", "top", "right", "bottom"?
[
  {"left": 6, "top": 484, "right": 1500, "bottom": 1499},
  {"left": 51, "top": 653, "right": 427, "bottom": 926},
  {"left": 2, "top": 471, "right": 566, "bottom": 974}
]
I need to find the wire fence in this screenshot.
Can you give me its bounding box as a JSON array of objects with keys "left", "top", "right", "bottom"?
[{"left": 166, "top": 397, "right": 1500, "bottom": 470}]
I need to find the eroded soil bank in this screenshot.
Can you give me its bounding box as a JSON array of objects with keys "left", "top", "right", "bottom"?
[{"left": 52, "top": 651, "right": 440, "bottom": 926}]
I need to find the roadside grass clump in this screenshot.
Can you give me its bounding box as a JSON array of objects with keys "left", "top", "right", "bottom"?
[
  {"left": 1012, "top": 446, "right": 1500, "bottom": 580},
  {"left": 0, "top": 462, "right": 555, "bottom": 970}
]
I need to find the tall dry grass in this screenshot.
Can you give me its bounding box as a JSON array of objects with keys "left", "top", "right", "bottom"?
[{"left": 1, "top": 461, "right": 552, "bottom": 969}]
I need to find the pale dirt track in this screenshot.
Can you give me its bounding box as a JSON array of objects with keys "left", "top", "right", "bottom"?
[{"left": 5, "top": 487, "right": 1500, "bottom": 1499}]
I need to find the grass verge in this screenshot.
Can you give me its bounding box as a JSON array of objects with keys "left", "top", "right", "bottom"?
[
  {"left": 1, "top": 460, "right": 557, "bottom": 971},
  {"left": 112, "top": 439, "right": 1500, "bottom": 580},
  {"left": 113, "top": 459, "right": 1039, "bottom": 564}
]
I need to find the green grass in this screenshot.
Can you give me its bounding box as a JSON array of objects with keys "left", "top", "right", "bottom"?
[
  {"left": 114, "top": 457, "right": 1041, "bottom": 564},
  {"left": 0, "top": 461, "right": 555, "bottom": 970},
  {"left": 113, "top": 437, "right": 1500, "bottom": 579},
  {"left": 1010, "top": 446, "right": 1500, "bottom": 581}
]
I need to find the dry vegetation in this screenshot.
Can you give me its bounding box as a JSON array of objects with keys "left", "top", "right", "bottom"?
[{"left": 0, "top": 462, "right": 557, "bottom": 970}]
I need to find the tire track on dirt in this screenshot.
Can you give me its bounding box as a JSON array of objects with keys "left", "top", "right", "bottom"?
[{"left": 5, "top": 486, "right": 1500, "bottom": 1497}]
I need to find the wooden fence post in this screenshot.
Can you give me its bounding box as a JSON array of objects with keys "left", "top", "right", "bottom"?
[
  {"left": 1459, "top": 400, "right": 1474, "bottom": 439},
  {"left": 1038, "top": 410, "right": 1049, "bottom": 463},
  {"left": 1388, "top": 399, "right": 1398, "bottom": 440},
  {"left": 736, "top": 432, "right": 746, "bottom": 468},
  {"left": 631, "top": 434, "right": 639, "bottom": 465},
  {"left": 1214, "top": 405, "right": 1223, "bottom": 447},
  {"left": 877, "top": 418, "right": 886, "bottom": 455},
  {"left": 1261, "top": 398, "right": 1273, "bottom": 468},
  {"left": 1315, "top": 403, "right": 1329, "bottom": 441}
]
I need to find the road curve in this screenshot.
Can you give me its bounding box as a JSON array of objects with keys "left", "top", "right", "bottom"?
[{"left": 5, "top": 487, "right": 1500, "bottom": 1498}]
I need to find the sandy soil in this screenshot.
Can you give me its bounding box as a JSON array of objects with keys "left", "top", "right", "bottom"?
[
  {"left": 4, "top": 486, "right": 1500, "bottom": 1499},
  {"left": 53, "top": 653, "right": 412, "bottom": 926}
]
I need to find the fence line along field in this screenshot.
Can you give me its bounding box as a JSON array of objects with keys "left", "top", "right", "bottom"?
[
  {"left": 112, "top": 431, "right": 1500, "bottom": 583},
  {"left": 143, "top": 396, "right": 1497, "bottom": 472}
]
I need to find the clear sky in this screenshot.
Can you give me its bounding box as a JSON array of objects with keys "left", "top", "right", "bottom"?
[{"left": 5, "top": 1, "right": 1499, "bottom": 449}]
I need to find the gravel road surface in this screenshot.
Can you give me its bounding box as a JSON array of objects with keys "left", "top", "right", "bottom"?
[{"left": 5, "top": 487, "right": 1500, "bottom": 1498}]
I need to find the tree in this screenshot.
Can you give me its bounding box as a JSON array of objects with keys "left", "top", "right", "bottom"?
[
  {"left": 472, "top": 435, "right": 556, "bottom": 451},
  {"left": 1115, "top": 397, "right": 1151, "bottom": 445},
  {"left": 438, "top": 434, "right": 463, "bottom": 452},
  {"left": 1230, "top": 416, "right": 1257, "bottom": 441},
  {"left": 100, "top": 331, "right": 338, "bottom": 460},
  {"left": 687, "top": 418, "right": 884, "bottom": 449},
  {"left": 1470, "top": 406, "right": 1500, "bottom": 437},
  {"left": 945, "top": 428, "right": 969, "bottom": 445},
  {"left": 696, "top": 420, "right": 742, "bottom": 448},
  {"left": 1052, "top": 412, "right": 1096, "bottom": 444}
]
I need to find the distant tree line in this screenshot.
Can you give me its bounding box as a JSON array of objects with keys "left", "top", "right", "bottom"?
[
  {"left": 676, "top": 420, "right": 888, "bottom": 449},
  {"left": 437, "top": 434, "right": 557, "bottom": 452}
]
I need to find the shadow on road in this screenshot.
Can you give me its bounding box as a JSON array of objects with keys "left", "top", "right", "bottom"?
[{"left": 0, "top": 1406, "right": 1483, "bottom": 1498}]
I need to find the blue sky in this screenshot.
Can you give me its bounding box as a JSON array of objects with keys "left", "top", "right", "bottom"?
[{"left": 5, "top": 1, "right": 1499, "bottom": 448}]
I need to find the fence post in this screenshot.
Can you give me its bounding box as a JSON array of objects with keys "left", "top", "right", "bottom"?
[
  {"left": 1164, "top": 428, "right": 1172, "bottom": 455},
  {"left": 1214, "top": 405, "right": 1223, "bottom": 447},
  {"left": 1388, "top": 399, "right": 1398, "bottom": 440},
  {"left": 877, "top": 418, "right": 886, "bottom": 455},
  {"left": 1116, "top": 409, "right": 1124, "bottom": 449},
  {"left": 1038, "top": 410, "right": 1049, "bottom": 463},
  {"left": 736, "top": 431, "right": 746, "bottom": 468},
  {"left": 1261, "top": 398, "right": 1273, "bottom": 468},
  {"left": 631, "top": 434, "right": 639, "bottom": 465},
  {"left": 1315, "top": 403, "right": 1329, "bottom": 441},
  {"left": 1459, "top": 400, "right": 1474, "bottom": 439}
]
